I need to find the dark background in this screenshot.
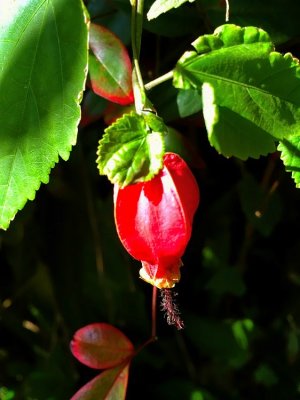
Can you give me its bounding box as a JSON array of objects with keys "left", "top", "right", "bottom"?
[{"left": 1, "top": 0, "right": 300, "bottom": 398}]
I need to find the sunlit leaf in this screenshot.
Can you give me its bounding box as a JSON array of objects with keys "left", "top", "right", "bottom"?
[
  {"left": 97, "top": 112, "right": 166, "bottom": 187},
  {"left": 71, "top": 363, "right": 130, "bottom": 400},
  {"left": 278, "top": 137, "right": 300, "bottom": 187},
  {"left": 70, "top": 323, "right": 134, "bottom": 369},
  {"left": 89, "top": 23, "right": 134, "bottom": 105},
  {"left": 147, "top": 0, "right": 196, "bottom": 21},
  {"left": 174, "top": 24, "right": 300, "bottom": 160},
  {"left": 0, "top": 0, "right": 88, "bottom": 230}
]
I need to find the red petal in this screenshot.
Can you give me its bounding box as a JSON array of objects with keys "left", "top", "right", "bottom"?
[{"left": 114, "top": 152, "right": 199, "bottom": 288}]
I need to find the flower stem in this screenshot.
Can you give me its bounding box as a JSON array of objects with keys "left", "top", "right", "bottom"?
[
  {"left": 151, "top": 286, "right": 158, "bottom": 339},
  {"left": 131, "top": 0, "right": 146, "bottom": 113},
  {"left": 145, "top": 70, "right": 174, "bottom": 91}
]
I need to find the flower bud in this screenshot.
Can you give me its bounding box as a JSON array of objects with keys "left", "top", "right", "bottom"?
[{"left": 114, "top": 152, "right": 199, "bottom": 288}]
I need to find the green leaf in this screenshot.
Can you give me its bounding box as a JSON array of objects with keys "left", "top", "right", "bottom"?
[
  {"left": 97, "top": 112, "right": 165, "bottom": 187},
  {"left": 231, "top": 319, "right": 254, "bottom": 350},
  {"left": 0, "top": 0, "right": 88, "bottom": 230},
  {"left": 206, "top": 267, "right": 246, "bottom": 297},
  {"left": 278, "top": 137, "right": 300, "bottom": 187},
  {"left": 88, "top": 23, "right": 134, "bottom": 105},
  {"left": 71, "top": 363, "right": 130, "bottom": 400},
  {"left": 147, "top": 0, "right": 196, "bottom": 20},
  {"left": 174, "top": 24, "right": 300, "bottom": 160},
  {"left": 254, "top": 364, "right": 278, "bottom": 387},
  {"left": 177, "top": 89, "right": 202, "bottom": 118}
]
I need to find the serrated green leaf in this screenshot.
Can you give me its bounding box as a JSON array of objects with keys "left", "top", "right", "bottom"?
[
  {"left": 174, "top": 24, "right": 300, "bottom": 160},
  {"left": 0, "top": 0, "right": 88, "bottom": 230},
  {"left": 278, "top": 137, "right": 300, "bottom": 187},
  {"left": 97, "top": 112, "right": 165, "bottom": 186},
  {"left": 147, "top": 0, "right": 196, "bottom": 21}
]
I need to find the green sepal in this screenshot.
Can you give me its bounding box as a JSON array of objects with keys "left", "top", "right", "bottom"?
[{"left": 97, "top": 112, "right": 166, "bottom": 187}]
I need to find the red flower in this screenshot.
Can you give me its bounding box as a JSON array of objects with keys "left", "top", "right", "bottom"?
[{"left": 114, "top": 152, "right": 200, "bottom": 289}]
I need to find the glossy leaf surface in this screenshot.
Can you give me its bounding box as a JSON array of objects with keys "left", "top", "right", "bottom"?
[
  {"left": 89, "top": 23, "right": 134, "bottom": 105},
  {"left": 114, "top": 152, "right": 200, "bottom": 288},
  {"left": 147, "top": 0, "right": 196, "bottom": 20},
  {"left": 97, "top": 112, "right": 165, "bottom": 187},
  {"left": 71, "top": 364, "right": 130, "bottom": 400},
  {"left": 70, "top": 323, "right": 134, "bottom": 369},
  {"left": 174, "top": 24, "right": 300, "bottom": 160},
  {"left": 0, "top": 0, "right": 88, "bottom": 230}
]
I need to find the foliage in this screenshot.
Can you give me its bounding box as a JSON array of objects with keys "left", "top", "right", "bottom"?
[{"left": 2, "top": 0, "right": 300, "bottom": 399}]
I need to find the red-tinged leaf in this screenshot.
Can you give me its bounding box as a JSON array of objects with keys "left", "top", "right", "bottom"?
[
  {"left": 70, "top": 323, "right": 134, "bottom": 369},
  {"left": 71, "top": 363, "right": 130, "bottom": 400},
  {"left": 89, "top": 23, "right": 134, "bottom": 105}
]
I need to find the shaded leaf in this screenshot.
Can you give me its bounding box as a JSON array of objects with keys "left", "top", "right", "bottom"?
[
  {"left": 206, "top": 267, "right": 246, "bottom": 297},
  {"left": 0, "top": 0, "right": 88, "bottom": 230},
  {"left": 89, "top": 23, "right": 134, "bottom": 105},
  {"left": 97, "top": 112, "right": 165, "bottom": 187},
  {"left": 254, "top": 364, "right": 278, "bottom": 387},
  {"left": 70, "top": 323, "right": 134, "bottom": 369},
  {"left": 231, "top": 319, "right": 254, "bottom": 350},
  {"left": 237, "top": 173, "right": 281, "bottom": 236},
  {"left": 147, "top": 0, "right": 196, "bottom": 20},
  {"left": 176, "top": 89, "right": 202, "bottom": 118},
  {"left": 71, "top": 363, "right": 130, "bottom": 400},
  {"left": 278, "top": 137, "right": 300, "bottom": 187},
  {"left": 80, "top": 91, "right": 107, "bottom": 128},
  {"left": 174, "top": 24, "right": 300, "bottom": 160}
]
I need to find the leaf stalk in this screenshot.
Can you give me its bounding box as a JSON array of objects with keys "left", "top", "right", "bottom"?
[{"left": 131, "top": 0, "right": 146, "bottom": 113}]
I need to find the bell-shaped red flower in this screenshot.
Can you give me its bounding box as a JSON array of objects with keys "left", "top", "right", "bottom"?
[{"left": 114, "top": 152, "right": 200, "bottom": 289}]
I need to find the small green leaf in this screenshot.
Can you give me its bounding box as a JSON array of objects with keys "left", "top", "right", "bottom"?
[
  {"left": 97, "top": 112, "right": 166, "bottom": 186},
  {"left": 0, "top": 0, "right": 88, "bottom": 230},
  {"left": 231, "top": 319, "right": 254, "bottom": 350},
  {"left": 278, "top": 137, "right": 300, "bottom": 187},
  {"left": 147, "top": 0, "right": 196, "bottom": 20},
  {"left": 174, "top": 24, "right": 300, "bottom": 160},
  {"left": 254, "top": 364, "right": 278, "bottom": 387}
]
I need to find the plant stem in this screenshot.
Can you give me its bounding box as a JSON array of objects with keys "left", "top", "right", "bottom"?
[
  {"left": 145, "top": 70, "right": 174, "bottom": 91},
  {"left": 131, "top": 0, "right": 146, "bottom": 113},
  {"left": 151, "top": 286, "right": 158, "bottom": 339}
]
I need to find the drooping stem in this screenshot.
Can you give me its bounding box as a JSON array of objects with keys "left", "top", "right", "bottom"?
[
  {"left": 145, "top": 70, "right": 174, "bottom": 91},
  {"left": 131, "top": 0, "right": 146, "bottom": 113},
  {"left": 225, "top": 0, "right": 230, "bottom": 21},
  {"left": 151, "top": 286, "right": 158, "bottom": 338}
]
